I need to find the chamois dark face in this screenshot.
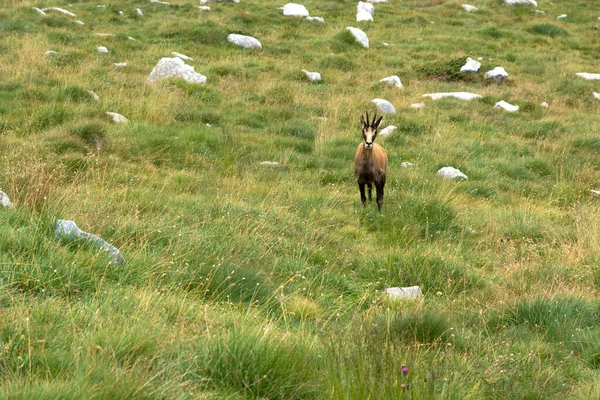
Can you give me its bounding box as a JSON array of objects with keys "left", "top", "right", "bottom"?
[{"left": 360, "top": 111, "right": 384, "bottom": 149}]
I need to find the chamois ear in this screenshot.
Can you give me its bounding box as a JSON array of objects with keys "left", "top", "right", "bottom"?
[{"left": 373, "top": 116, "right": 384, "bottom": 130}]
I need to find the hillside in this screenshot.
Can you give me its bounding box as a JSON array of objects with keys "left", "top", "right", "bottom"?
[{"left": 1, "top": 0, "right": 600, "bottom": 398}]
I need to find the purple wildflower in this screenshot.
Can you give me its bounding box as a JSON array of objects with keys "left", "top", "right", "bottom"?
[
  {"left": 401, "top": 364, "right": 409, "bottom": 375},
  {"left": 401, "top": 383, "right": 409, "bottom": 390}
]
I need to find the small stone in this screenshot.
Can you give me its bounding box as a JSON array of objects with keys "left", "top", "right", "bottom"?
[
  {"left": 106, "top": 112, "right": 129, "bottom": 123},
  {"left": 74, "top": 20, "right": 85, "bottom": 25},
  {"left": 260, "top": 161, "right": 280, "bottom": 166},
  {"left": 346, "top": 27, "right": 369, "bottom": 48},
  {"left": 95, "top": 33, "right": 115, "bottom": 37},
  {"left": 306, "top": 16, "right": 324, "bottom": 22},
  {"left": 367, "top": 0, "right": 387, "bottom": 3},
  {"left": 197, "top": 6, "right": 211, "bottom": 10},
  {"left": 591, "top": 190, "right": 600, "bottom": 195},
  {"left": 136, "top": 8, "right": 144, "bottom": 15},
  {"left": 594, "top": 92, "right": 600, "bottom": 100},
  {"left": 302, "top": 69, "right": 322, "bottom": 82},
  {"left": 97, "top": 45, "right": 109, "bottom": 53},
  {"left": 148, "top": 57, "right": 206, "bottom": 85},
  {"left": 423, "top": 92, "right": 482, "bottom": 101},
  {"left": 379, "top": 125, "right": 396, "bottom": 136},
  {"left": 461, "top": 4, "right": 477, "bottom": 12},
  {"left": 557, "top": 14, "right": 567, "bottom": 19},
  {"left": 356, "top": 10, "right": 373, "bottom": 22},
  {"left": 484, "top": 66, "right": 509, "bottom": 81},
  {"left": 42, "top": 7, "right": 77, "bottom": 17},
  {"left": 382, "top": 42, "right": 389, "bottom": 46},
  {"left": 494, "top": 100, "right": 519, "bottom": 112},
  {"left": 55, "top": 219, "right": 125, "bottom": 264},
  {"left": 119, "top": 10, "right": 125, "bottom": 15},
  {"left": 171, "top": 52, "right": 193, "bottom": 61},
  {"left": 400, "top": 162, "right": 414, "bottom": 168},
  {"left": 437, "top": 166, "right": 468, "bottom": 180},
  {"left": 227, "top": 34, "right": 262, "bottom": 49},
  {"left": 358, "top": 1, "right": 375, "bottom": 15},
  {"left": 372, "top": 98, "right": 395, "bottom": 114},
  {"left": 44, "top": 50, "right": 60, "bottom": 56},
  {"left": 504, "top": 0, "right": 537, "bottom": 5},
  {"left": 576, "top": 73, "right": 600, "bottom": 80},
  {"left": 114, "top": 62, "right": 128, "bottom": 67},
  {"left": 127, "top": 36, "right": 136, "bottom": 41},
  {"left": 281, "top": 3, "right": 309, "bottom": 17},
  {"left": 150, "top": 0, "right": 170, "bottom": 4},
  {"left": 379, "top": 75, "right": 403, "bottom": 89},
  {"left": 410, "top": 103, "right": 425, "bottom": 109},
  {"left": 541, "top": 101, "right": 549, "bottom": 107},
  {"left": 87, "top": 90, "right": 100, "bottom": 101},
  {"left": 460, "top": 57, "right": 481, "bottom": 73},
  {"left": 0, "top": 190, "right": 14, "bottom": 208},
  {"left": 386, "top": 286, "right": 423, "bottom": 300},
  {"left": 32, "top": 7, "right": 47, "bottom": 16}
]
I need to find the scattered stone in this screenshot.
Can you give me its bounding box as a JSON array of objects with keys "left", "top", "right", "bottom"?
[
  {"left": 97, "top": 5, "right": 107, "bottom": 7},
  {"left": 32, "top": 7, "right": 47, "bottom": 16},
  {"left": 484, "top": 66, "right": 508, "bottom": 81},
  {"left": 410, "top": 103, "right": 425, "bottom": 109},
  {"left": 382, "top": 42, "right": 389, "bottom": 46},
  {"left": 74, "top": 20, "right": 85, "bottom": 25},
  {"left": 372, "top": 98, "right": 396, "bottom": 114},
  {"left": 461, "top": 4, "right": 477, "bottom": 12},
  {"left": 119, "top": 10, "right": 125, "bottom": 15},
  {"left": 260, "top": 161, "right": 280, "bottom": 166},
  {"left": 379, "top": 75, "right": 403, "bottom": 89},
  {"left": 541, "top": 101, "right": 549, "bottom": 107},
  {"left": 438, "top": 166, "right": 468, "bottom": 180},
  {"left": 87, "top": 90, "right": 100, "bottom": 101},
  {"left": 114, "top": 62, "right": 128, "bottom": 67},
  {"left": 148, "top": 57, "right": 207, "bottom": 85},
  {"left": 127, "top": 36, "right": 136, "bottom": 41},
  {"left": 227, "top": 33, "right": 262, "bottom": 49},
  {"left": 400, "top": 162, "right": 414, "bottom": 168},
  {"left": 534, "top": 9, "right": 545, "bottom": 14},
  {"left": 346, "top": 27, "right": 369, "bottom": 48},
  {"left": 356, "top": 10, "right": 373, "bottom": 22},
  {"left": 358, "top": 1, "right": 375, "bottom": 16},
  {"left": 367, "top": 0, "right": 387, "bottom": 3},
  {"left": 379, "top": 125, "right": 396, "bottom": 136},
  {"left": 302, "top": 69, "right": 322, "bottom": 82},
  {"left": 55, "top": 219, "right": 125, "bottom": 265},
  {"left": 477, "top": 57, "right": 483, "bottom": 61},
  {"left": 386, "top": 286, "right": 423, "bottom": 300},
  {"left": 171, "top": 52, "right": 193, "bottom": 61},
  {"left": 42, "top": 7, "right": 76, "bottom": 17},
  {"left": 591, "top": 190, "right": 600, "bottom": 195},
  {"left": 136, "top": 8, "right": 144, "bottom": 15},
  {"left": 423, "top": 92, "right": 482, "bottom": 101},
  {"left": 197, "top": 6, "right": 211, "bottom": 10},
  {"left": 95, "top": 33, "right": 115, "bottom": 37},
  {"left": 150, "top": 0, "right": 170, "bottom": 4},
  {"left": 594, "top": 92, "right": 600, "bottom": 100},
  {"left": 557, "top": 14, "right": 567, "bottom": 19},
  {"left": 44, "top": 50, "right": 60, "bottom": 56},
  {"left": 306, "top": 16, "right": 324, "bottom": 22},
  {"left": 504, "top": 0, "right": 537, "bottom": 5},
  {"left": 576, "top": 73, "right": 600, "bottom": 80},
  {"left": 106, "top": 112, "right": 129, "bottom": 123},
  {"left": 460, "top": 57, "right": 481, "bottom": 73},
  {"left": 0, "top": 190, "right": 14, "bottom": 208},
  {"left": 281, "top": 3, "right": 309, "bottom": 17},
  {"left": 97, "top": 45, "right": 109, "bottom": 53},
  {"left": 494, "top": 100, "right": 519, "bottom": 112}
]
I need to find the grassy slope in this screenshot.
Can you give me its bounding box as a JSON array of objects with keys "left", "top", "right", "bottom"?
[{"left": 1, "top": 0, "right": 600, "bottom": 398}]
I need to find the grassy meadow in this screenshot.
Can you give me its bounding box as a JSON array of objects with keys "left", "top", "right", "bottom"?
[{"left": 1, "top": 0, "right": 600, "bottom": 397}]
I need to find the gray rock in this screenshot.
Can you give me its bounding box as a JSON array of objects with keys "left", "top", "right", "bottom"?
[
  {"left": 357, "top": 1, "right": 374, "bottom": 16},
  {"left": 56, "top": 219, "right": 125, "bottom": 264},
  {"left": 379, "top": 75, "right": 403, "bottom": 89},
  {"left": 484, "top": 66, "right": 508, "bottom": 81},
  {"left": 460, "top": 57, "right": 481, "bottom": 73},
  {"left": 306, "top": 16, "right": 324, "bottom": 22},
  {"left": 372, "top": 98, "right": 396, "bottom": 114},
  {"left": 281, "top": 3, "right": 309, "bottom": 17},
  {"left": 437, "top": 166, "right": 468, "bottom": 180},
  {"left": 87, "top": 90, "right": 100, "bottom": 101},
  {"left": 379, "top": 125, "right": 396, "bottom": 136},
  {"left": 227, "top": 34, "right": 262, "bottom": 49},
  {"left": 106, "top": 112, "right": 129, "bottom": 123},
  {"left": 386, "top": 286, "right": 423, "bottom": 300},
  {"left": 148, "top": 57, "right": 207, "bottom": 85},
  {"left": 97, "top": 45, "right": 109, "bottom": 53},
  {"left": 0, "top": 190, "right": 14, "bottom": 208},
  {"left": 346, "top": 27, "right": 369, "bottom": 48}
]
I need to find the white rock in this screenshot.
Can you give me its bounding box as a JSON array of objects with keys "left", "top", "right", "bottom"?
[
  {"left": 32, "top": 7, "right": 47, "bottom": 16},
  {"left": 379, "top": 75, "right": 403, "bottom": 89},
  {"left": 460, "top": 57, "right": 481, "bottom": 73},
  {"left": 346, "top": 27, "right": 369, "bottom": 48},
  {"left": 372, "top": 98, "right": 396, "bottom": 114},
  {"left": 306, "top": 16, "right": 324, "bottom": 22},
  {"left": 400, "top": 162, "right": 414, "bottom": 168},
  {"left": 44, "top": 50, "right": 60, "bottom": 56},
  {"left": 557, "top": 14, "right": 567, "bottom": 19},
  {"left": 281, "top": 3, "right": 309, "bottom": 17},
  {"left": 95, "top": 33, "right": 115, "bottom": 37},
  {"left": 382, "top": 42, "right": 389, "bottom": 46},
  {"left": 367, "top": 0, "right": 387, "bottom": 3},
  {"left": 504, "top": 0, "right": 537, "bottom": 5},
  {"left": 227, "top": 34, "right": 262, "bottom": 49},
  {"left": 197, "top": 6, "right": 211, "bottom": 10},
  {"left": 484, "top": 66, "right": 509, "bottom": 81},
  {"left": 106, "top": 112, "right": 129, "bottom": 123},
  {"left": 260, "top": 161, "right": 280, "bottom": 166},
  {"left": 576, "top": 73, "right": 600, "bottom": 80},
  {"left": 150, "top": 0, "right": 170, "bottom": 4},
  {"left": 114, "top": 63, "right": 128, "bottom": 67},
  {"left": 386, "top": 286, "right": 423, "bottom": 300},
  {"left": 357, "top": 1, "right": 374, "bottom": 16},
  {"left": 148, "top": 57, "right": 207, "bottom": 85},
  {"left": 87, "top": 90, "right": 100, "bottom": 101},
  {"left": 356, "top": 10, "right": 373, "bottom": 22},
  {"left": 461, "top": 4, "right": 477, "bottom": 12},
  {"left": 423, "top": 92, "right": 482, "bottom": 101},
  {"left": 410, "top": 102, "right": 425, "bottom": 109},
  {"left": 438, "top": 166, "right": 468, "bottom": 180},
  {"left": 127, "top": 36, "right": 136, "bottom": 41},
  {"left": 302, "top": 69, "right": 322, "bottom": 82},
  {"left": 0, "top": 190, "right": 14, "bottom": 208},
  {"left": 379, "top": 126, "right": 396, "bottom": 136},
  {"left": 591, "top": 190, "right": 600, "bottom": 195},
  {"left": 494, "top": 100, "right": 519, "bottom": 112},
  {"left": 171, "top": 52, "right": 193, "bottom": 61},
  {"left": 97, "top": 45, "right": 109, "bottom": 53},
  {"left": 534, "top": 9, "right": 545, "bottom": 14},
  {"left": 119, "top": 10, "right": 124, "bottom": 15},
  {"left": 594, "top": 92, "right": 600, "bottom": 100},
  {"left": 541, "top": 101, "right": 549, "bottom": 107},
  {"left": 42, "top": 7, "right": 76, "bottom": 17},
  {"left": 136, "top": 8, "right": 144, "bottom": 15},
  {"left": 74, "top": 20, "right": 85, "bottom": 25},
  {"left": 97, "top": 5, "right": 107, "bottom": 7},
  {"left": 477, "top": 57, "right": 483, "bottom": 60},
  {"left": 55, "top": 219, "right": 125, "bottom": 264}
]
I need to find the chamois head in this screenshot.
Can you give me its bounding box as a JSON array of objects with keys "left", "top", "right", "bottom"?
[{"left": 360, "top": 111, "right": 384, "bottom": 149}]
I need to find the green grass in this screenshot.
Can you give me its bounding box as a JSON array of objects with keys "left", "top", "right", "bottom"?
[{"left": 1, "top": 0, "right": 600, "bottom": 398}]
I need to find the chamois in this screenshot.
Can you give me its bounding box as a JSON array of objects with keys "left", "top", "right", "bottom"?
[{"left": 354, "top": 111, "right": 388, "bottom": 211}]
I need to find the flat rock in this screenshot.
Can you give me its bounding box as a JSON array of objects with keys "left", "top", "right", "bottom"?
[
  {"left": 591, "top": 190, "right": 600, "bottom": 195},
  {"left": 367, "top": 0, "right": 387, "bottom": 3},
  {"left": 346, "top": 27, "right": 369, "bottom": 48},
  {"left": 594, "top": 92, "right": 600, "bottom": 100},
  {"left": 227, "top": 34, "right": 262, "bottom": 49},
  {"left": 95, "top": 33, "right": 115, "bottom": 37},
  {"left": 197, "top": 5, "right": 211, "bottom": 10},
  {"left": 42, "top": 7, "right": 76, "bottom": 17},
  {"left": 372, "top": 98, "right": 396, "bottom": 114},
  {"left": 74, "top": 20, "right": 85, "bottom": 25},
  {"left": 461, "top": 4, "right": 477, "bottom": 11},
  {"left": 260, "top": 161, "right": 280, "bottom": 166},
  {"left": 358, "top": 1, "right": 375, "bottom": 15},
  {"left": 148, "top": 57, "right": 207, "bottom": 85},
  {"left": 356, "top": 10, "right": 373, "bottom": 21},
  {"left": 494, "top": 100, "right": 519, "bottom": 112},
  {"left": 460, "top": 57, "right": 481, "bottom": 73},
  {"left": 379, "top": 75, "right": 403, "bottom": 88},
  {"left": 0, "top": 190, "right": 14, "bottom": 208},
  {"left": 136, "top": 8, "right": 144, "bottom": 15},
  {"left": 56, "top": 219, "right": 124, "bottom": 264},
  {"left": 32, "top": 7, "right": 47, "bottom": 16},
  {"left": 438, "top": 166, "right": 468, "bottom": 180},
  {"left": 127, "top": 36, "right": 136, "bottom": 41},
  {"left": 379, "top": 125, "right": 396, "bottom": 136},
  {"left": 97, "top": 45, "right": 109, "bottom": 53},
  {"left": 171, "top": 52, "right": 193, "bottom": 61},
  {"left": 281, "top": 3, "right": 309, "bottom": 17},
  {"left": 400, "top": 162, "right": 414, "bottom": 168},
  {"left": 423, "top": 92, "right": 482, "bottom": 101},
  {"left": 576, "top": 73, "right": 600, "bottom": 80},
  {"left": 386, "top": 286, "right": 423, "bottom": 300},
  {"left": 87, "top": 90, "right": 100, "bottom": 101},
  {"left": 302, "top": 69, "right": 322, "bottom": 81},
  {"left": 150, "top": 0, "right": 170, "bottom": 4},
  {"left": 410, "top": 102, "right": 425, "bottom": 109},
  {"left": 44, "top": 50, "right": 60, "bottom": 56},
  {"left": 504, "top": 0, "right": 537, "bottom": 5},
  {"left": 306, "top": 16, "right": 324, "bottom": 22},
  {"left": 106, "top": 112, "right": 129, "bottom": 123},
  {"left": 557, "top": 14, "right": 567, "bottom": 19},
  {"left": 114, "top": 62, "right": 128, "bottom": 67},
  {"left": 484, "top": 66, "right": 508, "bottom": 81}
]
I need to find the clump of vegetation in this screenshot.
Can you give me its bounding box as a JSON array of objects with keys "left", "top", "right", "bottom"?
[
  {"left": 527, "top": 24, "right": 569, "bottom": 38},
  {"left": 418, "top": 56, "right": 483, "bottom": 82},
  {"left": 70, "top": 123, "right": 107, "bottom": 148}
]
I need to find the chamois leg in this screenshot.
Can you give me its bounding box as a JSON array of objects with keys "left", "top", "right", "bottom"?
[
  {"left": 376, "top": 179, "right": 385, "bottom": 212},
  {"left": 358, "top": 181, "right": 367, "bottom": 207},
  {"left": 367, "top": 182, "right": 373, "bottom": 202}
]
